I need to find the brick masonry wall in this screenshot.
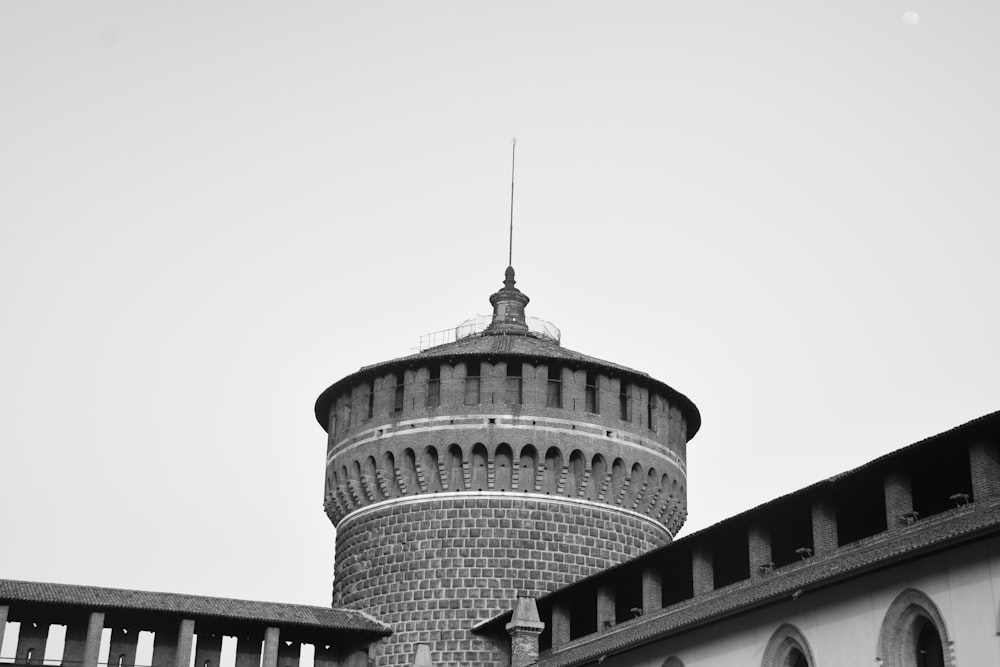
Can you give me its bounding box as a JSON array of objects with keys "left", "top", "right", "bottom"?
[{"left": 332, "top": 495, "right": 670, "bottom": 667}]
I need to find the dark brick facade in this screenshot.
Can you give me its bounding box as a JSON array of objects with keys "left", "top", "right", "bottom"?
[{"left": 333, "top": 495, "right": 669, "bottom": 666}]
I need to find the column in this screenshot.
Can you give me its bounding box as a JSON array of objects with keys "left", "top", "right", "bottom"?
[
  {"left": 262, "top": 627, "right": 280, "bottom": 667},
  {"left": 524, "top": 362, "right": 547, "bottom": 409},
  {"left": 811, "top": 496, "right": 838, "bottom": 556},
  {"left": 411, "top": 367, "right": 429, "bottom": 411},
  {"left": 692, "top": 546, "right": 714, "bottom": 596},
  {"left": 564, "top": 368, "right": 584, "bottom": 414},
  {"left": 505, "top": 597, "right": 544, "bottom": 667},
  {"left": 884, "top": 469, "right": 914, "bottom": 529},
  {"left": 439, "top": 363, "right": 460, "bottom": 408},
  {"left": 551, "top": 600, "right": 570, "bottom": 649},
  {"left": 748, "top": 524, "right": 772, "bottom": 578},
  {"left": 82, "top": 612, "right": 105, "bottom": 667},
  {"left": 483, "top": 361, "right": 504, "bottom": 407},
  {"left": 0, "top": 606, "right": 8, "bottom": 662},
  {"left": 970, "top": 439, "right": 1000, "bottom": 502},
  {"left": 641, "top": 565, "right": 662, "bottom": 615},
  {"left": 596, "top": 583, "right": 615, "bottom": 632},
  {"left": 173, "top": 620, "right": 195, "bottom": 667}
]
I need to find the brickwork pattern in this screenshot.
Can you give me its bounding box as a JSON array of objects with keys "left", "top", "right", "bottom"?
[
  {"left": 323, "top": 359, "right": 691, "bottom": 541},
  {"left": 332, "top": 496, "right": 669, "bottom": 667}
]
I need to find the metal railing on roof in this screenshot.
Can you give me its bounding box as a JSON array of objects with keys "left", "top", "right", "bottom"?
[{"left": 417, "top": 315, "right": 560, "bottom": 351}]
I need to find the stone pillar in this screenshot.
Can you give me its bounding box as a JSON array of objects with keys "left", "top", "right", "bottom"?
[
  {"left": 551, "top": 600, "right": 571, "bottom": 649},
  {"left": 0, "top": 606, "right": 7, "bottom": 661},
  {"left": 81, "top": 612, "right": 105, "bottom": 667},
  {"left": 193, "top": 631, "right": 222, "bottom": 667},
  {"left": 262, "top": 627, "right": 280, "bottom": 667},
  {"left": 443, "top": 363, "right": 465, "bottom": 408},
  {"left": 483, "top": 361, "right": 504, "bottom": 406},
  {"left": 565, "top": 368, "right": 585, "bottom": 414},
  {"left": 692, "top": 546, "right": 714, "bottom": 596},
  {"left": 884, "top": 469, "right": 914, "bottom": 529},
  {"left": 642, "top": 565, "right": 662, "bottom": 615},
  {"left": 599, "top": 374, "right": 617, "bottom": 422},
  {"left": 524, "top": 362, "right": 546, "bottom": 408},
  {"left": 970, "top": 439, "right": 1000, "bottom": 502},
  {"left": 373, "top": 374, "right": 391, "bottom": 419},
  {"left": 632, "top": 386, "right": 646, "bottom": 430},
  {"left": 277, "top": 639, "right": 299, "bottom": 667},
  {"left": 234, "top": 635, "right": 263, "bottom": 667},
  {"left": 350, "top": 384, "right": 365, "bottom": 428},
  {"left": 411, "top": 644, "right": 431, "bottom": 667},
  {"left": 173, "top": 620, "right": 195, "bottom": 667},
  {"left": 811, "top": 496, "right": 838, "bottom": 556},
  {"left": 748, "top": 524, "right": 772, "bottom": 579},
  {"left": 505, "top": 597, "right": 544, "bottom": 667},
  {"left": 412, "top": 367, "right": 429, "bottom": 411},
  {"left": 597, "top": 583, "right": 615, "bottom": 632}
]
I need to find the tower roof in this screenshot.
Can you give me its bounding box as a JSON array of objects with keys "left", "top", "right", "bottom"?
[
  {"left": 314, "top": 265, "right": 700, "bottom": 436},
  {"left": 314, "top": 328, "right": 701, "bottom": 437}
]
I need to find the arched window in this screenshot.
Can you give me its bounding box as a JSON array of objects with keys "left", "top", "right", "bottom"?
[
  {"left": 661, "top": 657, "right": 684, "bottom": 667},
  {"left": 878, "top": 589, "right": 953, "bottom": 667},
  {"left": 761, "top": 624, "right": 815, "bottom": 667}
]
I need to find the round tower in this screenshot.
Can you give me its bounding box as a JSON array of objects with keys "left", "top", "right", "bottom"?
[{"left": 314, "top": 268, "right": 700, "bottom": 667}]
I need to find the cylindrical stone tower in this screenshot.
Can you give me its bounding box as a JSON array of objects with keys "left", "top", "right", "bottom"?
[{"left": 314, "top": 267, "right": 700, "bottom": 667}]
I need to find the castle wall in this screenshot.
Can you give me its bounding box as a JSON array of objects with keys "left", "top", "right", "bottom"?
[
  {"left": 592, "top": 534, "right": 1000, "bottom": 667},
  {"left": 334, "top": 494, "right": 669, "bottom": 667}
]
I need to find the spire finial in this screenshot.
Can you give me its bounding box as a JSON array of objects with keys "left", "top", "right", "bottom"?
[{"left": 509, "top": 136, "right": 516, "bottom": 268}]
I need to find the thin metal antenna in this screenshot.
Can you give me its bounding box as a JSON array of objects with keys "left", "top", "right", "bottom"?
[{"left": 509, "top": 137, "right": 516, "bottom": 267}]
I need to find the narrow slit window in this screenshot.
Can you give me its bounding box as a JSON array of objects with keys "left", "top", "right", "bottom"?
[
  {"left": 619, "top": 383, "right": 630, "bottom": 421},
  {"left": 426, "top": 366, "right": 441, "bottom": 407},
  {"left": 464, "top": 361, "right": 481, "bottom": 405},
  {"left": 546, "top": 365, "right": 562, "bottom": 408},
  {"left": 366, "top": 382, "right": 375, "bottom": 420},
  {"left": 505, "top": 362, "right": 523, "bottom": 405},
  {"left": 585, "top": 371, "right": 599, "bottom": 414},
  {"left": 648, "top": 394, "right": 656, "bottom": 432}
]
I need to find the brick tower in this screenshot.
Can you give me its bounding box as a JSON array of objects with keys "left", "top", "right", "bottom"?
[{"left": 314, "top": 266, "right": 700, "bottom": 667}]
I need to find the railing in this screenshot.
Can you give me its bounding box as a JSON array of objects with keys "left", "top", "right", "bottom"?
[{"left": 418, "top": 315, "right": 561, "bottom": 351}]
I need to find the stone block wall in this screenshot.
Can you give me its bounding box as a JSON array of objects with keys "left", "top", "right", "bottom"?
[{"left": 333, "top": 495, "right": 669, "bottom": 667}]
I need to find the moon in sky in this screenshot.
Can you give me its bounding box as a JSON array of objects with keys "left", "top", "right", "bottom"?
[{"left": 902, "top": 11, "right": 920, "bottom": 26}]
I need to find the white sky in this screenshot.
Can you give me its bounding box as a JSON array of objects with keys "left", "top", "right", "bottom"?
[{"left": 1, "top": 1, "right": 998, "bottom": 610}]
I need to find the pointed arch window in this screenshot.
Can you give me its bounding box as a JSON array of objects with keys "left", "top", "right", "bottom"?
[
  {"left": 761, "top": 624, "right": 816, "bottom": 667},
  {"left": 878, "top": 589, "right": 953, "bottom": 667}
]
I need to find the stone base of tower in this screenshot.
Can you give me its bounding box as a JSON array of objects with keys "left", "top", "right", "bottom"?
[{"left": 332, "top": 492, "right": 670, "bottom": 667}]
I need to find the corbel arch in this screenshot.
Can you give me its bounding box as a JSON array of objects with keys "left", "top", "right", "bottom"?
[
  {"left": 877, "top": 588, "right": 953, "bottom": 667},
  {"left": 761, "top": 623, "right": 815, "bottom": 667}
]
